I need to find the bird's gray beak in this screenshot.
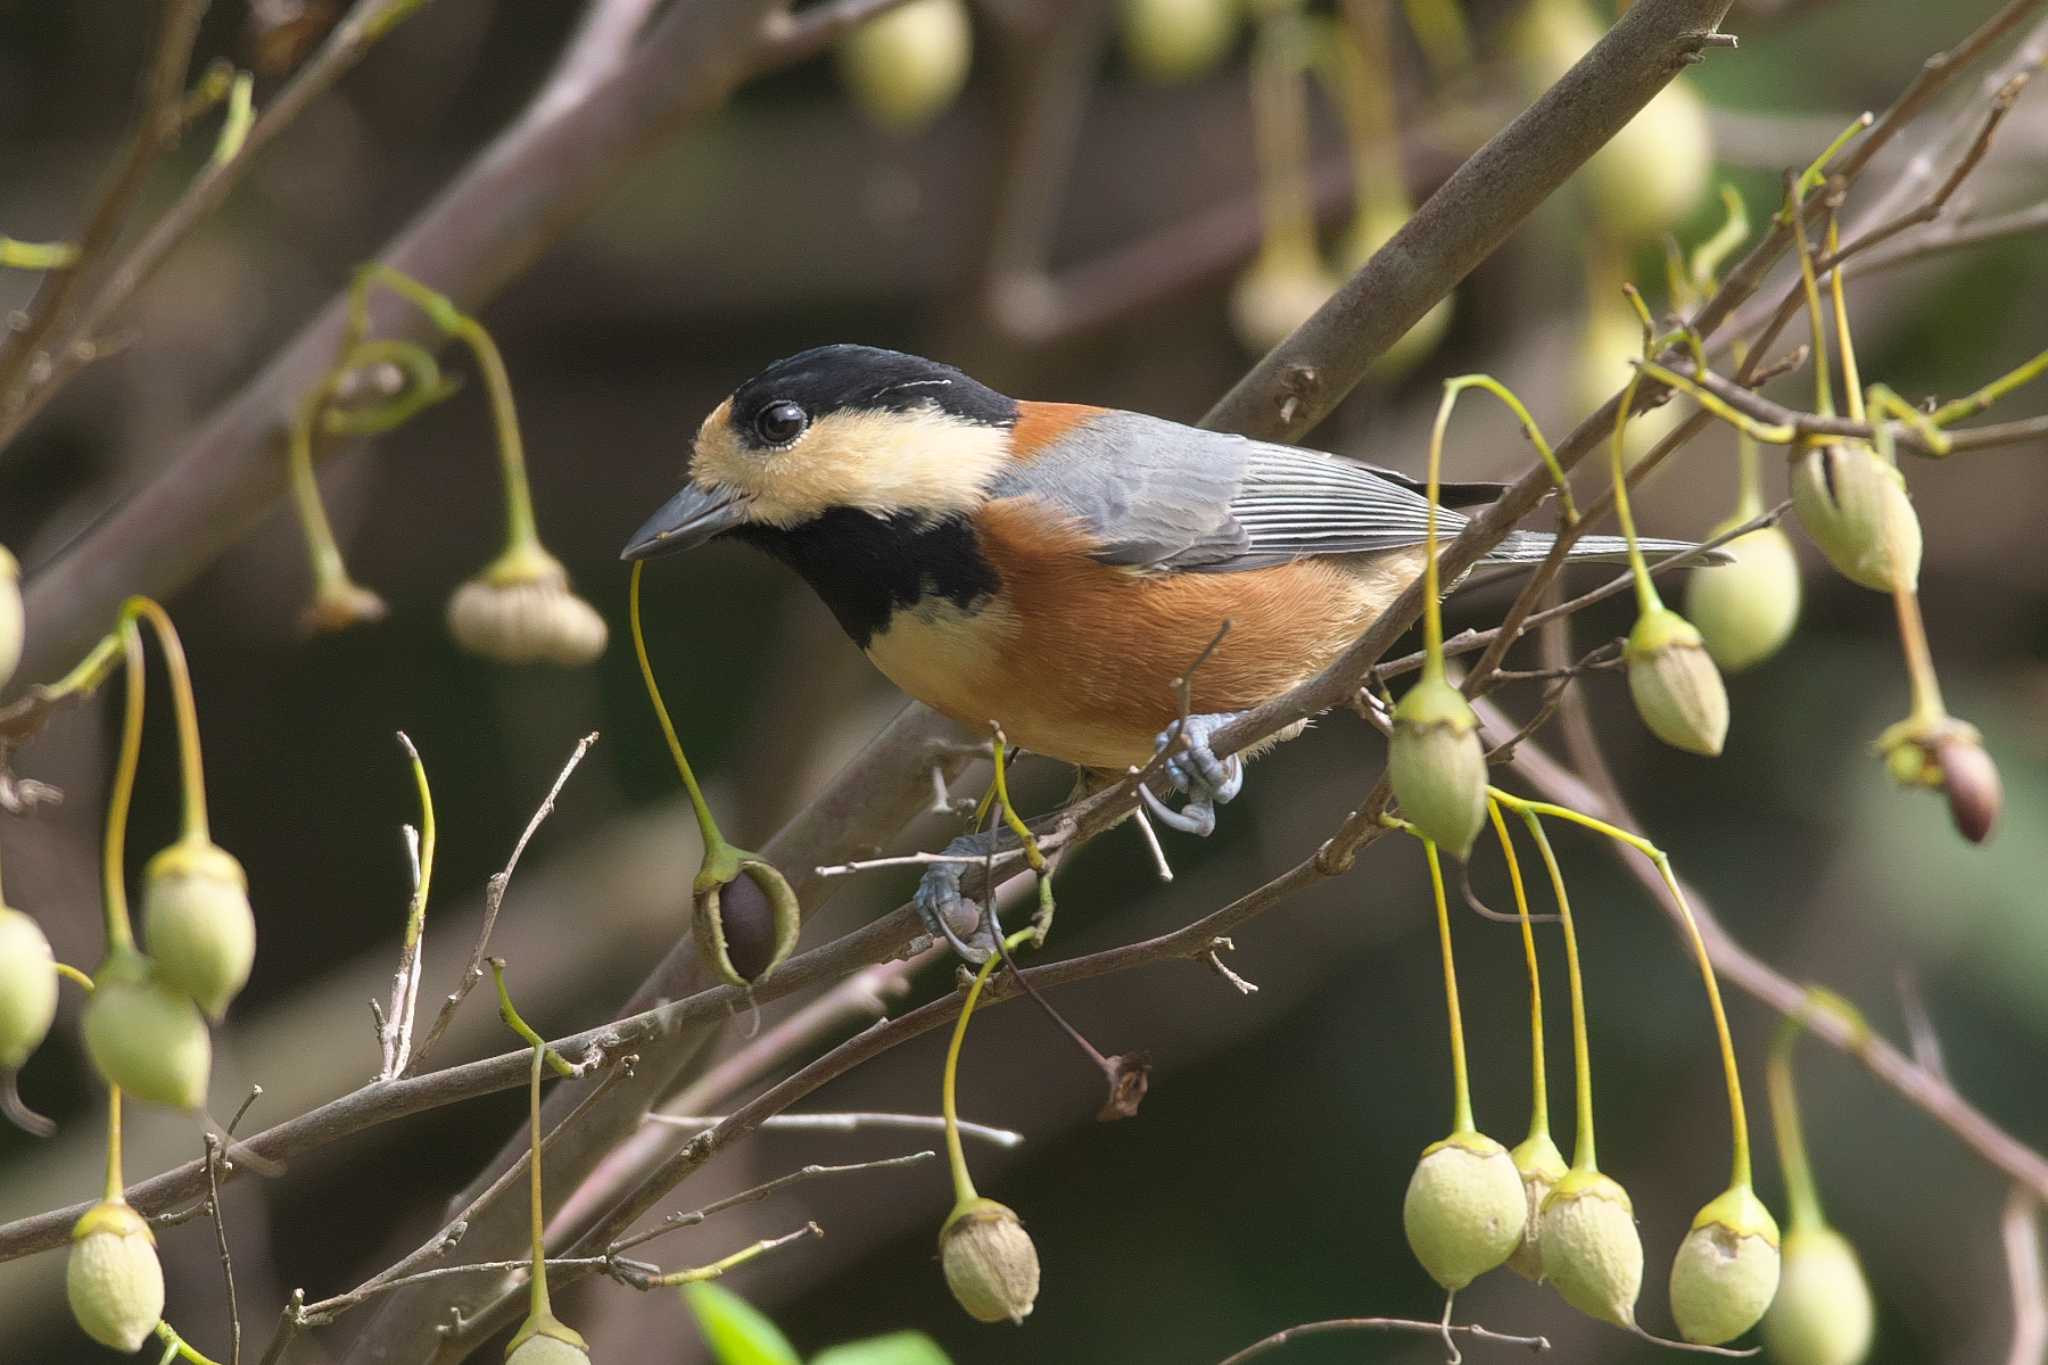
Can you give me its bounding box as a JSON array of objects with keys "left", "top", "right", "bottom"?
[{"left": 620, "top": 483, "right": 748, "bottom": 561}]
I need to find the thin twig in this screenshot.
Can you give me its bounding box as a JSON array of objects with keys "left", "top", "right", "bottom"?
[
  {"left": 607, "top": 1150, "right": 934, "bottom": 1256},
  {"left": 645, "top": 1111, "right": 1023, "bottom": 1146},
  {"left": 1215, "top": 1314, "right": 1550, "bottom": 1364},
  {"left": 204, "top": 1135, "right": 242, "bottom": 1365},
  {"left": 2006, "top": 1187, "right": 2046, "bottom": 1365}
]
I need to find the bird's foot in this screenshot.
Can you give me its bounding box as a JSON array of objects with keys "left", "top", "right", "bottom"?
[
  {"left": 1140, "top": 711, "right": 1247, "bottom": 838},
  {"left": 914, "top": 832, "right": 1007, "bottom": 963}
]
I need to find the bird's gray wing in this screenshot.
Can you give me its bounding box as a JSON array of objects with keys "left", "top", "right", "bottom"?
[{"left": 989, "top": 409, "right": 1471, "bottom": 572}]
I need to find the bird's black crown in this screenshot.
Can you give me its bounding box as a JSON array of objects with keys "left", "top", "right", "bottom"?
[{"left": 726, "top": 345, "right": 1017, "bottom": 448}]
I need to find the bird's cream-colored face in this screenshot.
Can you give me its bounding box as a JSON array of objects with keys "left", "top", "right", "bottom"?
[{"left": 688, "top": 397, "right": 1011, "bottom": 528}]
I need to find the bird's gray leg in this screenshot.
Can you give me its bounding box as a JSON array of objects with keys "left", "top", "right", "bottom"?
[
  {"left": 1140, "top": 711, "right": 1247, "bottom": 838},
  {"left": 914, "top": 832, "right": 1006, "bottom": 963}
]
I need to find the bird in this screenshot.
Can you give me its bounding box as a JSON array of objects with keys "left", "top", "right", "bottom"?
[{"left": 624, "top": 344, "right": 1706, "bottom": 956}]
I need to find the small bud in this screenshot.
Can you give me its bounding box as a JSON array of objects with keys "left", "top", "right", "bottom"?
[
  {"left": 300, "top": 578, "right": 389, "bottom": 635},
  {"left": 693, "top": 858, "right": 801, "bottom": 988},
  {"left": 1682, "top": 524, "right": 1801, "bottom": 673},
  {"left": 1763, "top": 1226, "right": 1875, "bottom": 1365},
  {"left": 1791, "top": 444, "right": 1922, "bottom": 592},
  {"left": 67, "top": 1200, "right": 164, "bottom": 1353},
  {"left": 83, "top": 953, "right": 211, "bottom": 1110},
  {"left": 837, "top": 0, "right": 973, "bottom": 132},
  {"left": 448, "top": 546, "right": 607, "bottom": 666},
  {"left": 1935, "top": 731, "right": 2002, "bottom": 845},
  {"left": 1388, "top": 676, "right": 1488, "bottom": 857},
  {"left": 1626, "top": 607, "right": 1729, "bottom": 756},
  {"left": 1506, "top": 1131, "right": 1568, "bottom": 1280},
  {"left": 1230, "top": 247, "right": 1341, "bottom": 353},
  {"left": 1669, "top": 1184, "right": 1782, "bottom": 1345},
  {"left": 1118, "top": 0, "right": 1237, "bottom": 84},
  {"left": 0, "top": 905, "right": 59, "bottom": 1069},
  {"left": 507, "top": 1310, "right": 591, "bottom": 1364},
  {"left": 1539, "top": 1170, "right": 1643, "bottom": 1326},
  {"left": 939, "top": 1197, "right": 1040, "bottom": 1324},
  {"left": 142, "top": 839, "right": 256, "bottom": 1021},
  {"left": 0, "top": 544, "right": 21, "bottom": 692},
  {"left": 1402, "top": 1131, "right": 1528, "bottom": 1291}
]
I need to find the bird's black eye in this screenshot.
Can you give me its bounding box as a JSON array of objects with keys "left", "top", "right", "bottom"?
[{"left": 752, "top": 400, "right": 808, "bottom": 447}]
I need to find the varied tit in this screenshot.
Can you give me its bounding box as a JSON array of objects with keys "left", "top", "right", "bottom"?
[{"left": 624, "top": 345, "right": 1703, "bottom": 956}]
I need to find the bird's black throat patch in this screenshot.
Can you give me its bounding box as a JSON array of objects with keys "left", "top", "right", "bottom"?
[{"left": 734, "top": 508, "right": 1000, "bottom": 648}]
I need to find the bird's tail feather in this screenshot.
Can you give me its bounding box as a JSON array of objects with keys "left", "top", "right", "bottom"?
[{"left": 1485, "top": 530, "right": 1724, "bottom": 565}]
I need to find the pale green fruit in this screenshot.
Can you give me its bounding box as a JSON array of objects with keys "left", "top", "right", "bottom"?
[
  {"left": 0, "top": 905, "right": 58, "bottom": 1069},
  {"left": 1388, "top": 676, "right": 1488, "bottom": 857},
  {"left": 506, "top": 1310, "right": 591, "bottom": 1363},
  {"left": 1683, "top": 524, "right": 1801, "bottom": 672},
  {"left": 940, "top": 1197, "right": 1039, "bottom": 1324},
  {"left": 1506, "top": 1131, "right": 1568, "bottom": 1280},
  {"left": 1403, "top": 1131, "right": 1528, "bottom": 1290},
  {"left": 1120, "top": 0, "right": 1238, "bottom": 84},
  {"left": 1669, "top": 1186, "right": 1782, "bottom": 1345},
  {"left": 1790, "top": 444, "right": 1921, "bottom": 592},
  {"left": 68, "top": 1200, "right": 164, "bottom": 1353},
  {"left": 83, "top": 954, "right": 211, "bottom": 1110},
  {"left": 1626, "top": 607, "right": 1729, "bottom": 756},
  {"left": 448, "top": 546, "right": 607, "bottom": 666},
  {"left": 1540, "top": 1170, "right": 1643, "bottom": 1326},
  {"left": 837, "top": 0, "right": 973, "bottom": 132},
  {"left": 0, "top": 544, "right": 21, "bottom": 692},
  {"left": 1230, "top": 246, "right": 1340, "bottom": 353},
  {"left": 1763, "top": 1226, "right": 1875, "bottom": 1365},
  {"left": 142, "top": 838, "right": 255, "bottom": 1020}
]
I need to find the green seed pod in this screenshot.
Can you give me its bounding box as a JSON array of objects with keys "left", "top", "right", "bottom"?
[
  {"left": 1119, "top": 0, "right": 1238, "bottom": 83},
  {"left": 1505, "top": 1131, "right": 1568, "bottom": 1281},
  {"left": 1683, "top": 524, "right": 1801, "bottom": 673},
  {"left": 1790, "top": 444, "right": 1921, "bottom": 592},
  {"left": 1626, "top": 607, "right": 1729, "bottom": 757},
  {"left": 67, "top": 1200, "right": 164, "bottom": 1353},
  {"left": 0, "top": 905, "right": 58, "bottom": 1069},
  {"left": 507, "top": 1310, "right": 591, "bottom": 1364},
  {"left": 1229, "top": 248, "right": 1340, "bottom": 355},
  {"left": 83, "top": 952, "right": 211, "bottom": 1110},
  {"left": 1763, "top": 1226, "right": 1875, "bottom": 1365},
  {"left": 694, "top": 858, "right": 801, "bottom": 989},
  {"left": 837, "top": 0, "right": 973, "bottom": 132},
  {"left": 1539, "top": 1170, "right": 1643, "bottom": 1326},
  {"left": 939, "top": 1196, "right": 1040, "bottom": 1324},
  {"left": 0, "top": 544, "right": 21, "bottom": 692},
  {"left": 1402, "top": 1131, "right": 1528, "bottom": 1291},
  {"left": 142, "top": 839, "right": 255, "bottom": 1021},
  {"left": 448, "top": 546, "right": 608, "bottom": 666},
  {"left": 1388, "top": 676, "right": 1488, "bottom": 857},
  {"left": 1669, "top": 1184, "right": 1782, "bottom": 1345}
]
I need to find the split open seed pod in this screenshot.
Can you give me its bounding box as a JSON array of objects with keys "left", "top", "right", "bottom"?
[
  {"left": 1506, "top": 1131, "right": 1568, "bottom": 1280},
  {"left": 1763, "top": 1226, "right": 1875, "bottom": 1365},
  {"left": 1539, "top": 1169, "right": 1643, "bottom": 1327},
  {"left": 448, "top": 544, "right": 608, "bottom": 666},
  {"left": 1669, "top": 1184, "right": 1782, "bottom": 1345},
  {"left": 837, "top": 0, "right": 972, "bottom": 132},
  {"left": 1790, "top": 444, "right": 1921, "bottom": 592},
  {"left": 1626, "top": 607, "right": 1729, "bottom": 757},
  {"left": 0, "top": 544, "right": 21, "bottom": 691},
  {"left": 0, "top": 905, "right": 58, "bottom": 1070},
  {"left": 1878, "top": 716, "right": 2003, "bottom": 845},
  {"left": 67, "top": 1200, "right": 164, "bottom": 1353},
  {"left": 1403, "top": 1130, "right": 1528, "bottom": 1291},
  {"left": 142, "top": 838, "right": 255, "bottom": 1021},
  {"left": 1388, "top": 675, "right": 1488, "bottom": 857},
  {"left": 694, "top": 858, "right": 801, "bottom": 989},
  {"left": 940, "top": 1196, "right": 1040, "bottom": 1324},
  {"left": 1683, "top": 523, "right": 1801, "bottom": 673},
  {"left": 507, "top": 1310, "right": 592, "bottom": 1364},
  {"left": 83, "top": 951, "right": 211, "bottom": 1110}
]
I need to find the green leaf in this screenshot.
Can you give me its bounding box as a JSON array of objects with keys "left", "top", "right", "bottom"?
[
  {"left": 811, "top": 1332, "right": 953, "bottom": 1365},
  {"left": 680, "top": 1283, "right": 800, "bottom": 1365}
]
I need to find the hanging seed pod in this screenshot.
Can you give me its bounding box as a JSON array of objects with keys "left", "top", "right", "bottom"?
[
  {"left": 506, "top": 1311, "right": 592, "bottom": 1364},
  {"left": 837, "top": 0, "right": 973, "bottom": 132},
  {"left": 1669, "top": 1184, "right": 1782, "bottom": 1345},
  {"left": 1683, "top": 524, "right": 1801, "bottom": 673},
  {"left": 1790, "top": 445, "right": 1921, "bottom": 592},
  {"left": 141, "top": 838, "right": 255, "bottom": 1021},
  {"left": 1402, "top": 1131, "right": 1528, "bottom": 1291},
  {"left": 448, "top": 546, "right": 608, "bottom": 666},
  {"left": 1119, "top": 0, "right": 1238, "bottom": 83},
  {"left": 1763, "top": 1226, "right": 1875, "bottom": 1365},
  {"left": 1934, "top": 730, "right": 2002, "bottom": 845},
  {"left": 694, "top": 859, "right": 801, "bottom": 988},
  {"left": 1230, "top": 246, "right": 1341, "bottom": 354},
  {"left": 0, "top": 904, "right": 58, "bottom": 1069},
  {"left": 1626, "top": 607, "right": 1729, "bottom": 756},
  {"left": 1539, "top": 1170, "right": 1644, "bottom": 1326},
  {"left": 83, "top": 953, "right": 211, "bottom": 1110},
  {"left": 0, "top": 545, "right": 21, "bottom": 692},
  {"left": 1505, "top": 1131, "right": 1568, "bottom": 1281},
  {"left": 1388, "top": 676, "right": 1488, "bottom": 857},
  {"left": 67, "top": 1200, "right": 164, "bottom": 1353},
  {"left": 939, "top": 1197, "right": 1040, "bottom": 1324},
  {"left": 300, "top": 578, "right": 390, "bottom": 635}
]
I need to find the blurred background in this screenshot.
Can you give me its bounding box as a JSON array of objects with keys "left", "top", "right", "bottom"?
[{"left": 2, "top": 0, "right": 2044, "bottom": 1361}]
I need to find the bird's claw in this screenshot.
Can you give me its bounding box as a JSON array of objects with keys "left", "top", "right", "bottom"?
[
  {"left": 1145, "top": 712, "right": 1247, "bottom": 837},
  {"left": 914, "top": 834, "right": 1004, "bottom": 964}
]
